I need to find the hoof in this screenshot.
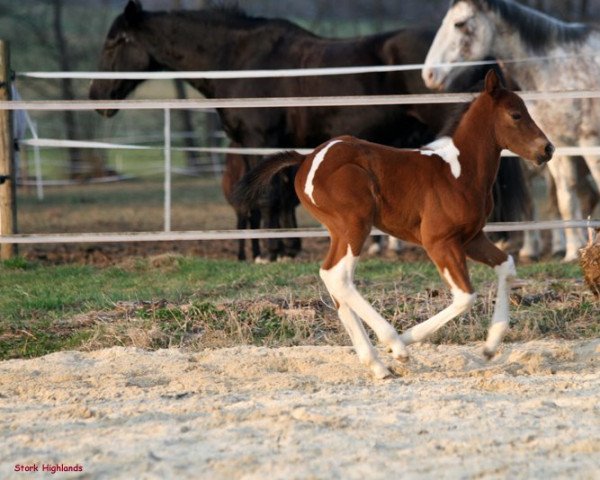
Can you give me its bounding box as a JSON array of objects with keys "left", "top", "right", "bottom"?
[
  {"left": 371, "top": 363, "right": 392, "bottom": 380},
  {"left": 254, "top": 256, "right": 271, "bottom": 265},
  {"left": 389, "top": 344, "right": 409, "bottom": 362},
  {"left": 483, "top": 348, "right": 495, "bottom": 361},
  {"left": 395, "top": 354, "right": 410, "bottom": 364},
  {"left": 518, "top": 254, "right": 539, "bottom": 265},
  {"left": 367, "top": 243, "right": 382, "bottom": 256}
]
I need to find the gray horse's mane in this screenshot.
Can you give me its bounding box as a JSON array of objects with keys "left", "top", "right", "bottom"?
[{"left": 452, "top": 0, "right": 592, "bottom": 52}]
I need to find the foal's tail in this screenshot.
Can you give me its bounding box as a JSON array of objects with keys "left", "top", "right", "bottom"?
[{"left": 232, "top": 151, "right": 306, "bottom": 208}]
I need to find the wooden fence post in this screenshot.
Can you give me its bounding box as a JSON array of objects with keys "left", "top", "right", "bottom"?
[{"left": 0, "top": 39, "right": 16, "bottom": 260}]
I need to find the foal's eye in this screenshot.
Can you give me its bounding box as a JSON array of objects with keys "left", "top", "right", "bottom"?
[
  {"left": 454, "top": 21, "right": 467, "bottom": 30},
  {"left": 511, "top": 113, "right": 522, "bottom": 121}
]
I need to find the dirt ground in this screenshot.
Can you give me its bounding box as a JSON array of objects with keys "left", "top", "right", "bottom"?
[
  {"left": 20, "top": 236, "right": 430, "bottom": 266},
  {"left": 1, "top": 339, "right": 598, "bottom": 479}
]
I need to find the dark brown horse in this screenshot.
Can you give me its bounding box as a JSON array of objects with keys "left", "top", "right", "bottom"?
[
  {"left": 90, "top": 1, "right": 528, "bottom": 260},
  {"left": 235, "top": 71, "right": 554, "bottom": 377}
]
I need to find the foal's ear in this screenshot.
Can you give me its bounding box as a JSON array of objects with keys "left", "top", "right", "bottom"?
[
  {"left": 124, "top": 0, "right": 143, "bottom": 25},
  {"left": 484, "top": 69, "right": 502, "bottom": 97}
]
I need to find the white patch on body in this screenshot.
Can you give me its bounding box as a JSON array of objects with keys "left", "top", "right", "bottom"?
[
  {"left": 419, "top": 136, "right": 462, "bottom": 178},
  {"left": 304, "top": 140, "right": 342, "bottom": 206},
  {"left": 401, "top": 267, "right": 476, "bottom": 345}
]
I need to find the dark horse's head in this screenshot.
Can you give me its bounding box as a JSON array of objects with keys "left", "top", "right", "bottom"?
[{"left": 89, "top": 0, "right": 157, "bottom": 117}]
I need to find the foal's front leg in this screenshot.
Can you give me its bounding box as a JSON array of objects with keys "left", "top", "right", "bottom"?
[
  {"left": 401, "top": 240, "right": 477, "bottom": 345},
  {"left": 465, "top": 232, "right": 516, "bottom": 359}
]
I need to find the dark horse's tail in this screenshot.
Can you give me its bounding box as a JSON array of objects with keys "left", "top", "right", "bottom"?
[
  {"left": 490, "top": 156, "right": 531, "bottom": 241},
  {"left": 232, "top": 150, "right": 306, "bottom": 208}
]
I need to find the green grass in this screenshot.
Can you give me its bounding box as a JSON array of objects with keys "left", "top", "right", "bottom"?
[{"left": 0, "top": 256, "right": 596, "bottom": 360}]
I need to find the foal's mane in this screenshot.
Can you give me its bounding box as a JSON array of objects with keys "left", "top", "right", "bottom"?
[
  {"left": 436, "top": 99, "right": 473, "bottom": 139},
  {"left": 454, "top": 0, "right": 592, "bottom": 53}
]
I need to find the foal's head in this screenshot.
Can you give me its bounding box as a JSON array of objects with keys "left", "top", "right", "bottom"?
[
  {"left": 483, "top": 70, "right": 553, "bottom": 165},
  {"left": 89, "top": 0, "right": 155, "bottom": 116}
]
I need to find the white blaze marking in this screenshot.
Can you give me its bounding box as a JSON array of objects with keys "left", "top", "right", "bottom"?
[
  {"left": 304, "top": 140, "right": 342, "bottom": 205},
  {"left": 419, "top": 136, "right": 462, "bottom": 178}
]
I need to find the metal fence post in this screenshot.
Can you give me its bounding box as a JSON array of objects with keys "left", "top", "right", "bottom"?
[{"left": 164, "top": 108, "right": 172, "bottom": 232}]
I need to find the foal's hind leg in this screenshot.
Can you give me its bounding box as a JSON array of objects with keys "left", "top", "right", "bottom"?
[
  {"left": 465, "top": 232, "right": 516, "bottom": 359},
  {"left": 320, "top": 238, "right": 390, "bottom": 378},
  {"left": 320, "top": 233, "right": 408, "bottom": 378}
]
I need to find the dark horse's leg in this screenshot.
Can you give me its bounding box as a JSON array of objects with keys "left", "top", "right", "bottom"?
[
  {"left": 250, "top": 208, "right": 261, "bottom": 260},
  {"left": 258, "top": 178, "right": 282, "bottom": 262},
  {"left": 488, "top": 156, "right": 530, "bottom": 258},
  {"left": 235, "top": 212, "right": 248, "bottom": 261}
]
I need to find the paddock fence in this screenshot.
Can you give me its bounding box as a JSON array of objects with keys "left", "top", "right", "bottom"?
[{"left": 1, "top": 57, "right": 600, "bottom": 250}]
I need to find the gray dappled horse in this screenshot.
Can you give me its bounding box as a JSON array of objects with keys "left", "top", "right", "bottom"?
[{"left": 423, "top": 0, "right": 600, "bottom": 261}]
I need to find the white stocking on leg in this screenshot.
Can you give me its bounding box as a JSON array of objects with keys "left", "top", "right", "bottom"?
[{"left": 484, "top": 255, "right": 516, "bottom": 359}]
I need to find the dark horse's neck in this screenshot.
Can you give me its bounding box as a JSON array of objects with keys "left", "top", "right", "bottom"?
[
  {"left": 451, "top": 94, "right": 502, "bottom": 192},
  {"left": 136, "top": 9, "right": 314, "bottom": 96}
]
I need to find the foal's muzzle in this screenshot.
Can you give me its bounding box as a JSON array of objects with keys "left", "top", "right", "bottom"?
[{"left": 536, "top": 142, "right": 555, "bottom": 165}]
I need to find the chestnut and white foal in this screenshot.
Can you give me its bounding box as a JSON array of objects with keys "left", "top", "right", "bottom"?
[{"left": 236, "top": 71, "right": 553, "bottom": 378}]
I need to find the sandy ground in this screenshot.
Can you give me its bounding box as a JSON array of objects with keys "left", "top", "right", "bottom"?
[{"left": 1, "top": 339, "right": 599, "bottom": 480}]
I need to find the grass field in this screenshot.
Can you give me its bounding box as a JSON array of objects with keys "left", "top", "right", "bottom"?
[
  {"left": 3, "top": 168, "right": 597, "bottom": 361},
  {"left": 1, "top": 254, "right": 597, "bottom": 361}
]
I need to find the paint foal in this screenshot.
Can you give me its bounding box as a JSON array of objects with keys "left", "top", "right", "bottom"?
[{"left": 236, "top": 71, "right": 553, "bottom": 378}]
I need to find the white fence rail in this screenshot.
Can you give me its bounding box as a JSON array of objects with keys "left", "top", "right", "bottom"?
[
  {"left": 1, "top": 221, "right": 599, "bottom": 245},
  {"left": 5, "top": 65, "right": 600, "bottom": 246},
  {"left": 4, "top": 89, "right": 600, "bottom": 112}
]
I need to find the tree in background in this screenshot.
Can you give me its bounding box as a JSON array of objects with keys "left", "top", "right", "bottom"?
[
  {"left": 52, "top": 0, "right": 84, "bottom": 178},
  {"left": 1, "top": 0, "right": 598, "bottom": 181},
  {"left": 0, "top": 0, "right": 116, "bottom": 179}
]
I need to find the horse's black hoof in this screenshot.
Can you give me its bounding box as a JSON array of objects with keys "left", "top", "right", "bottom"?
[{"left": 483, "top": 348, "right": 495, "bottom": 361}]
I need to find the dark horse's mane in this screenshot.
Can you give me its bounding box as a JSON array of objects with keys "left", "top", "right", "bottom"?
[
  {"left": 453, "top": 0, "right": 592, "bottom": 53},
  {"left": 436, "top": 61, "right": 506, "bottom": 139},
  {"left": 158, "top": 4, "right": 314, "bottom": 36},
  {"left": 436, "top": 100, "right": 473, "bottom": 139}
]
